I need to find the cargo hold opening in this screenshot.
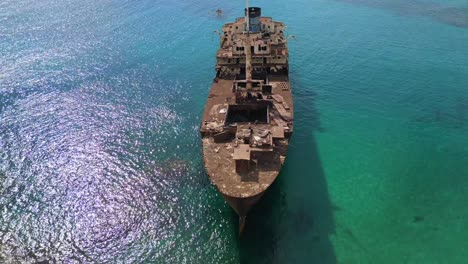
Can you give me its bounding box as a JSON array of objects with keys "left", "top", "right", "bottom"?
[{"left": 225, "top": 104, "right": 269, "bottom": 124}]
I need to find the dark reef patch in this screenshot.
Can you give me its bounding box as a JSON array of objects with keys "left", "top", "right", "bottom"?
[
  {"left": 410, "top": 98, "right": 468, "bottom": 129},
  {"left": 291, "top": 199, "right": 315, "bottom": 234},
  {"left": 333, "top": 0, "right": 468, "bottom": 29},
  {"left": 413, "top": 216, "right": 425, "bottom": 223}
]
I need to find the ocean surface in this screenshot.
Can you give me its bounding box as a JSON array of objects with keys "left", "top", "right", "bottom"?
[{"left": 1, "top": 0, "right": 468, "bottom": 263}]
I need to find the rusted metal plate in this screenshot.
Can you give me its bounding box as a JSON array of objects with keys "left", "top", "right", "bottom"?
[
  {"left": 234, "top": 144, "right": 251, "bottom": 160},
  {"left": 271, "top": 126, "right": 285, "bottom": 139},
  {"left": 271, "top": 94, "right": 284, "bottom": 103},
  {"left": 271, "top": 115, "right": 288, "bottom": 127},
  {"left": 273, "top": 102, "right": 292, "bottom": 121}
]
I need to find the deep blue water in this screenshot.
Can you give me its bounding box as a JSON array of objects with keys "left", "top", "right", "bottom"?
[{"left": 1, "top": 0, "right": 468, "bottom": 263}]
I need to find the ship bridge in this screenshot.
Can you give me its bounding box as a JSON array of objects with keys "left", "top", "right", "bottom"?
[{"left": 215, "top": 9, "right": 289, "bottom": 80}]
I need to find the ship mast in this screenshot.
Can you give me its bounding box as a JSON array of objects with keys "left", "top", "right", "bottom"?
[
  {"left": 245, "top": 0, "right": 249, "bottom": 31},
  {"left": 244, "top": 0, "right": 252, "bottom": 89}
]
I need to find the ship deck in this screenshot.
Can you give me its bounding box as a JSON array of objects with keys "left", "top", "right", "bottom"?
[{"left": 201, "top": 77, "right": 294, "bottom": 198}]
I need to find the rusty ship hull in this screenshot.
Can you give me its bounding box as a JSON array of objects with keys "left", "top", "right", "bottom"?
[{"left": 200, "top": 7, "right": 293, "bottom": 232}]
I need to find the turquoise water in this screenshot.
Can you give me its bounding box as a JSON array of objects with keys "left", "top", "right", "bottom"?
[{"left": 1, "top": 0, "right": 468, "bottom": 263}]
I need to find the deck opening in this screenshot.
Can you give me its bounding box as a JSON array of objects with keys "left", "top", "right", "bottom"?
[{"left": 225, "top": 104, "right": 269, "bottom": 124}]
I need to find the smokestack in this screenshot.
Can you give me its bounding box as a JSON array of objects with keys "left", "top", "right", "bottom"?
[{"left": 245, "top": 7, "right": 261, "bottom": 32}]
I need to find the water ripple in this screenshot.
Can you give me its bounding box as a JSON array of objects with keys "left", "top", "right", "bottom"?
[{"left": 0, "top": 82, "right": 195, "bottom": 263}]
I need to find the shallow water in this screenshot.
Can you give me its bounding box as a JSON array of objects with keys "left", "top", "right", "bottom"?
[{"left": 1, "top": 0, "right": 468, "bottom": 263}]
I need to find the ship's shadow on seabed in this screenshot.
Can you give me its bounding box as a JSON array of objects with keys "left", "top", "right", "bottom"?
[{"left": 236, "top": 90, "right": 337, "bottom": 264}]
